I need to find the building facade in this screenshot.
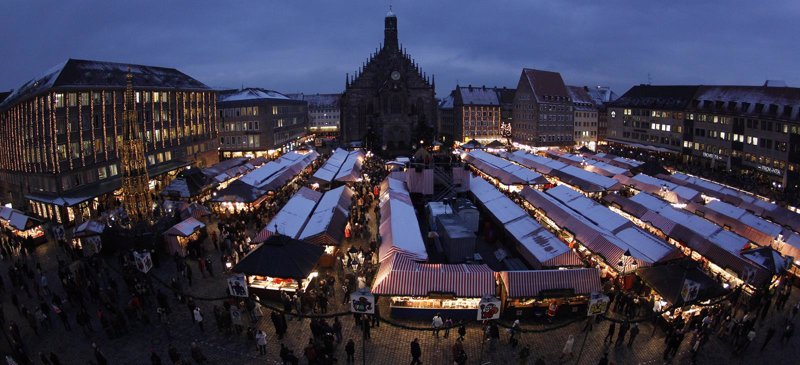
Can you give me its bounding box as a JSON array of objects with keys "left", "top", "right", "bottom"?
[
  {"left": 288, "top": 93, "right": 340, "bottom": 137},
  {"left": 340, "top": 10, "right": 437, "bottom": 155},
  {"left": 567, "top": 86, "right": 599, "bottom": 150},
  {"left": 511, "top": 69, "right": 574, "bottom": 147},
  {"left": 438, "top": 95, "right": 455, "bottom": 144},
  {"left": 607, "top": 83, "right": 800, "bottom": 189},
  {"left": 0, "top": 59, "right": 218, "bottom": 223},
  {"left": 448, "top": 85, "right": 505, "bottom": 143},
  {"left": 218, "top": 88, "right": 308, "bottom": 159},
  {"left": 585, "top": 86, "right": 618, "bottom": 144}
]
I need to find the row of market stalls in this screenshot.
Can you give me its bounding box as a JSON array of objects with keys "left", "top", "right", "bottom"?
[
  {"left": 377, "top": 172, "right": 428, "bottom": 262},
  {"left": 211, "top": 150, "right": 319, "bottom": 212},
  {"left": 0, "top": 206, "right": 46, "bottom": 244},
  {"left": 544, "top": 150, "right": 632, "bottom": 178},
  {"left": 614, "top": 173, "right": 701, "bottom": 204},
  {"left": 587, "top": 152, "right": 645, "bottom": 170},
  {"left": 603, "top": 192, "right": 773, "bottom": 288},
  {"left": 311, "top": 148, "right": 364, "bottom": 187},
  {"left": 504, "top": 150, "right": 623, "bottom": 196},
  {"left": 161, "top": 157, "right": 269, "bottom": 202},
  {"left": 520, "top": 184, "right": 681, "bottom": 277},
  {"left": 463, "top": 150, "right": 547, "bottom": 191}
]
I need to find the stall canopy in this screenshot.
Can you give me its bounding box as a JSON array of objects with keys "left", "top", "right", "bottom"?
[
  {"left": 254, "top": 187, "right": 322, "bottom": 243},
  {"left": 372, "top": 253, "right": 495, "bottom": 297},
  {"left": 165, "top": 217, "right": 205, "bottom": 237},
  {"left": 636, "top": 260, "right": 729, "bottom": 306},
  {"left": 485, "top": 140, "right": 505, "bottom": 149},
  {"left": 500, "top": 268, "right": 602, "bottom": 298},
  {"left": 312, "top": 148, "right": 349, "bottom": 183},
  {"left": 615, "top": 173, "right": 700, "bottom": 204},
  {"left": 378, "top": 173, "right": 427, "bottom": 262},
  {"left": 202, "top": 157, "right": 250, "bottom": 179},
  {"left": 589, "top": 152, "right": 644, "bottom": 169},
  {"left": 210, "top": 180, "right": 267, "bottom": 204},
  {"left": 741, "top": 246, "right": 790, "bottom": 275},
  {"left": 506, "top": 150, "right": 621, "bottom": 192},
  {"left": 334, "top": 150, "right": 364, "bottom": 182},
  {"left": 299, "top": 186, "right": 354, "bottom": 245},
  {"left": 161, "top": 168, "right": 216, "bottom": 199},
  {"left": 180, "top": 203, "right": 211, "bottom": 220},
  {"left": 460, "top": 139, "right": 484, "bottom": 150},
  {"left": 73, "top": 220, "right": 105, "bottom": 238},
  {"left": 7, "top": 210, "right": 42, "bottom": 231},
  {"left": 692, "top": 200, "right": 783, "bottom": 247},
  {"left": 470, "top": 177, "right": 580, "bottom": 269},
  {"left": 312, "top": 149, "right": 364, "bottom": 184},
  {"left": 233, "top": 234, "right": 325, "bottom": 279},
  {"left": 464, "top": 150, "right": 546, "bottom": 186},
  {"left": 239, "top": 150, "right": 319, "bottom": 192}
]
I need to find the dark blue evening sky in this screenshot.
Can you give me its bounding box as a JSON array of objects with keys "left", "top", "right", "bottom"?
[{"left": 1, "top": 0, "right": 797, "bottom": 96}]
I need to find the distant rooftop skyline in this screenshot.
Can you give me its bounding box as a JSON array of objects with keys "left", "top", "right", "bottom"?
[{"left": 0, "top": 0, "right": 797, "bottom": 96}]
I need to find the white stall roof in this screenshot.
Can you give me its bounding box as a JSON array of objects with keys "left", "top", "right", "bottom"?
[
  {"left": 469, "top": 177, "right": 526, "bottom": 224},
  {"left": 508, "top": 150, "right": 568, "bottom": 173},
  {"left": 505, "top": 217, "right": 571, "bottom": 264},
  {"left": 266, "top": 187, "right": 322, "bottom": 238},
  {"left": 299, "top": 186, "right": 353, "bottom": 241},
  {"left": 706, "top": 200, "right": 783, "bottom": 238},
  {"left": 615, "top": 227, "right": 678, "bottom": 263},
  {"left": 378, "top": 174, "right": 427, "bottom": 262},
  {"left": 631, "top": 193, "right": 719, "bottom": 237},
  {"left": 165, "top": 217, "right": 205, "bottom": 237},
  {"left": 583, "top": 159, "right": 628, "bottom": 176},
  {"left": 545, "top": 185, "right": 630, "bottom": 232},
  {"left": 335, "top": 150, "right": 364, "bottom": 182},
  {"left": 559, "top": 165, "right": 620, "bottom": 190},
  {"left": 467, "top": 150, "right": 544, "bottom": 184}
]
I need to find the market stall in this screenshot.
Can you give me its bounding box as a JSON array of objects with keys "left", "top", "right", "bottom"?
[
  {"left": 371, "top": 252, "right": 496, "bottom": 320},
  {"left": 232, "top": 234, "right": 325, "bottom": 300},
  {"left": 298, "top": 186, "right": 354, "bottom": 266},
  {"left": 163, "top": 217, "right": 206, "bottom": 257},
  {"left": 72, "top": 219, "right": 105, "bottom": 256},
  {"left": 463, "top": 150, "right": 547, "bottom": 192},
  {"left": 498, "top": 268, "right": 602, "bottom": 319},
  {"left": 636, "top": 260, "right": 729, "bottom": 327},
  {"left": 0, "top": 208, "right": 46, "bottom": 245}
]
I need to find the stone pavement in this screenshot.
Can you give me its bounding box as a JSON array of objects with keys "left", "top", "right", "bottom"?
[{"left": 3, "top": 214, "right": 800, "bottom": 364}]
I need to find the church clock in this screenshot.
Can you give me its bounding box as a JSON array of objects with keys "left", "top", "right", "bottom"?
[{"left": 391, "top": 71, "right": 401, "bottom": 81}]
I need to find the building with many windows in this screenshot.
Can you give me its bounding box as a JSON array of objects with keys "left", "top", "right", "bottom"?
[
  {"left": 437, "top": 95, "right": 455, "bottom": 144},
  {"left": 0, "top": 59, "right": 218, "bottom": 223},
  {"left": 607, "top": 83, "right": 800, "bottom": 190},
  {"left": 512, "top": 69, "right": 574, "bottom": 147},
  {"left": 288, "top": 93, "right": 340, "bottom": 137},
  {"left": 217, "top": 88, "right": 308, "bottom": 159},
  {"left": 447, "top": 85, "right": 504, "bottom": 143},
  {"left": 585, "top": 86, "right": 618, "bottom": 144},
  {"left": 567, "top": 86, "right": 598, "bottom": 150}
]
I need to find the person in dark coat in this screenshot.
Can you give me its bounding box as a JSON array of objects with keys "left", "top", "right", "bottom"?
[
  {"left": 410, "top": 338, "right": 422, "bottom": 365},
  {"left": 345, "top": 339, "right": 356, "bottom": 364},
  {"left": 604, "top": 322, "right": 616, "bottom": 343}
]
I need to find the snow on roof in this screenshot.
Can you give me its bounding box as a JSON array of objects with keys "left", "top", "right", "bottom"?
[
  {"left": 505, "top": 217, "right": 571, "bottom": 264},
  {"left": 614, "top": 227, "right": 678, "bottom": 262},
  {"left": 266, "top": 187, "right": 322, "bottom": 239},
  {"left": 583, "top": 159, "right": 628, "bottom": 176},
  {"left": 165, "top": 217, "right": 205, "bottom": 237},
  {"left": 508, "top": 150, "right": 568, "bottom": 173},
  {"left": 289, "top": 93, "right": 340, "bottom": 108},
  {"left": 559, "top": 165, "right": 620, "bottom": 190},
  {"left": 334, "top": 150, "right": 364, "bottom": 182},
  {"left": 439, "top": 94, "right": 454, "bottom": 109},
  {"left": 545, "top": 185, "right": 630, "bottom": 232},
  {"left": 74, "top": 220, "right": 106, "bottom": 237},
  {"left": 8, "top": 211, "right": 32, "bottom": 231},
  {"left": 630, "top": 174, "right": 699, "bottom": 202},
  {"left": 466, "top": 150, "right": 544, "bottom": 185},
  {"left": 239, "top": 151, "right": 318, "bottom": 189},
  {"left": 219, "top": 88, "right": 290, "bottom": 102},
  {"left": 706, "top": 200, "right": 783, "bottom": 238},
  {"left": 469, "top": 176, "right": 527, "bottom": 224},
  {"left": 378, "top": 174, "right": 427, "bottom": 262},
  {"left": 299, "top": 186, "right": 353, "bottom": 241},
  {"left": 457, "top": 86, "right": 500, "bottom": 106},
  {"left": 202, "top": 157, "right": 250, "bottom": 177}
]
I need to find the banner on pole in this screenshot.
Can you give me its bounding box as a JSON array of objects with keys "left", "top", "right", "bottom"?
[
  {"left": 228, "top": 274, "right": 249, "bottom": 297},
  {"left": 133, "top": 251, "right": 153, "bottom": 273},
  {"left": 477, "top": 296, "right": 501, "bottom": 320},
  {"left": 350, "top": 288, "right": 375, "bottom": 314}
]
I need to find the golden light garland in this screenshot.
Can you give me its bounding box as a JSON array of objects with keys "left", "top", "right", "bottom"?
[
  {"left": 78, "top": 93, "right": 84, "bottom": 166},
  {"left": 50, "top": 92, "right": 58, "bottom": 174},
  {"left": 102, "top": 90, "right": 108, "bottom": 161},
  {"left": 90, "top": 92, "right": 96, "bottom": 162},
  {"left": 113, "top": 91, "right": 119, "bottom": 158},
  {"left": 66, "top": 97, "right": 72, "bottom": 170}
]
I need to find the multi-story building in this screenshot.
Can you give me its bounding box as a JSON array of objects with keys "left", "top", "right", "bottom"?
[
  {"left": 511, "top": 68, "right": 574, "bottom": 147},
  {"left": 0, "top": 59, "right": 218, "bottom": 223},
  {"left": 438, "top": 95, "right": 455, "bottom": 144},
  {"left": 585, "top": 86, "right": 618, "bottom": 144},
  {"left": 567, "top": 86, "right": 598, "bottom": 150},
  {"left": 607, "top": 83, "right": 800, "bottom": 189},
  {"left": 449, "top": 85, "right": 503, "bottom": 143},
  {"left": 217, "top": 88, "right": 308, "bottom": 159},
  {"left": 340, "top": 10, "right": 437, "bottom": 155},
  {"left": 288, "top": 93, "right": 340, "bottom": 137},
  {"left": 497, "top": 87, "right": 516, "bottom": 136}
]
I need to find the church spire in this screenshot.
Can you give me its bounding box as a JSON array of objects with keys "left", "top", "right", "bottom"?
[{"left": 384, "top": 7, "right": 398, "bottom": 51}]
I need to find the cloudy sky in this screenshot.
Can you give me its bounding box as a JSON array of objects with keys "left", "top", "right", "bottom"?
[{"left": 1, "top": 0, "right": 797, "bottom": 97}]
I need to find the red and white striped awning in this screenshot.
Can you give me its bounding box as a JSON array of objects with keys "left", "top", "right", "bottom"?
[
  {"left": 500, "top": 268, "right": 602, "bottom": 298},
  {"left": 252, "top": 227, "right": 273, "bottom": 244},
  {"left": 371, "top": 253, "right": 496, "bottom": 297}
]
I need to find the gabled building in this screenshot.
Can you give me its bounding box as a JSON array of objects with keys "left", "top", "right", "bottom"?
[
  {"left": 511, "top": 69, "right": 573, "bottom": 147},
  {"left": 340, "top": 10, "right": 437, "bottom": 155},
  {"left": 0, "top": 59, "right": 218, "bottom": 223},
  {"left": 451, "top": 85, "right": 502, "bottom": 143},
  {"left": 567, "top": 86, "right": 598, "bottom": 150}
]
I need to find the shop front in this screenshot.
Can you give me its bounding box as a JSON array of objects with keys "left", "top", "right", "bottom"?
[
  {"left": 72, "top": 219, "right": 106, "bottom": 256},
  {"left": 163, "top": 217, "right": 207, "bottom": 257},
  {"left": 371, "top": 252, "right": 496, "bottom": 320},
  {"left": 498, "top": 269, "right": 602, "bottom": 320},
  {"left": 0, "top": 207, "right": 46, "bottom": 245}
]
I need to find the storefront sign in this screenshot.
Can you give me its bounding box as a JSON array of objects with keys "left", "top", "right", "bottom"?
[
  {"left": 680, "top": 279, "right": 700, "bottom": 303},
  {"left": 227, "top": 274, "right": 249, "bottom": 297},
  {"left": 428, "top": 292, "right": 455, "bottom": 300},
  {"left": 350, "top": 288, "right": 375, "bottom": 314},
  {"left": 701, "top": 152, "right": 724, "bottom": 161},
  {"left": 757, "top": 165, "right": 782, "bottom": 176},
  {"left": 84, "top": 236, "right": 102, "bottom": 256},
  {"left": 587, "top": 293, "right": 610, "bottom": 316},
  {"left": 538, "top": 288, "right": 575, "bottom": 298},
  {"left": 477, "top": 296, "right": 501, "bottom": 320},
  {"left": 133, "top": 251, "right": 153, "bottom": 273}
]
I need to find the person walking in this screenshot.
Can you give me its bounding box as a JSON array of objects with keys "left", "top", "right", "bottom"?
[
  {"left": 616, "top": 320, "right": 630, "bottom": 347},
  {"left": 431, "top": 313, "right": 443, "bottom": 337},
  {"left": 457, "top": 320, "right": 466, "bottom": 341},
  {"left": 256, "top": 330, "right": 267, "bottom": 355},
  {"left": 627, "top": 323, "right": 640, "bottom": 347},
  {"left": 443, "top": 317, "right": 453, "bottom": 338},
  {"left": 604, "top": 322, "right": 616, "bottom": 343},
  {"left": 560, "top": 335, "right": 575, "bottom": 360},
  {"left": 345, "top": 339, "right": 356, "bottom": 364},
  {"left": 760, "top": 326, "right": 776, "bottom": 351},
  {"left": 333, "top": 317, "right": 343, "bottom": 344},
  {"left": 193, "top": 306, "right": 204, "bottom": 332},
  {"left": 410, "top": 338, "right": 422, "bottom": 365}
]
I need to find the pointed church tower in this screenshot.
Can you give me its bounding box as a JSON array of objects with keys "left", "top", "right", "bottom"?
[
  {"left": 120, "top": 70, "right": 153, "bottom": 222},
  {"left": 384, "top": 8, "right": 398, "bottom": 51}
]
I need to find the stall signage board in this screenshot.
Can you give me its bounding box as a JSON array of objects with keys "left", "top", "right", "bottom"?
[
  {"left": 680, "top": 279, "right": 700, "bottom": 303},
  {"left": 85, "top": 235, "right": 102, "bottom": 255},
  {"left": 478, "top": 296, "right": 501, "bottom": 320},
  {"left": 587, "top": 293, "right": 610, "bottom": 316},
  {"left": 228, "top": 274, "right": 249, "bottom": 297},
  {"left": 350, "top": 289, "right": 375, "bottom": 314},
  {"left": 133, "top": 251, "right": 153, "bottom": 273}
]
